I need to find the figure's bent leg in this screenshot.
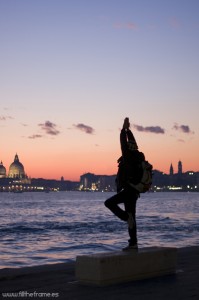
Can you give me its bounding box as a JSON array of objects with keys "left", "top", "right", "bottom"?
[{"left": 104, "top": 190, "right": 128, "bottom": 222}]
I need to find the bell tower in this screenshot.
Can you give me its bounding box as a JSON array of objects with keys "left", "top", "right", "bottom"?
[
  {"left": 170, "top": 163, "right": 174, "bottom": 175},
  {"left": 178, "top": 160, "right": 182, "bottom": 174}
]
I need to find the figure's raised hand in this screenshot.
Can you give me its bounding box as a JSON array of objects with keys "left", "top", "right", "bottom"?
[{"left": 123, "top": 117, "right": 130, "bottom": 129}]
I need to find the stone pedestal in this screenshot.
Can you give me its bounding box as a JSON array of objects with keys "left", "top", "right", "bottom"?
[{"left": 75, "top": 247, "right": 177, "bottom": 286}]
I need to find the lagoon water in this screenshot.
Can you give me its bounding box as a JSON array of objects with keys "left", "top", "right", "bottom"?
[{"left": 0, "top": 191, "right": 199, "bottom": 269}]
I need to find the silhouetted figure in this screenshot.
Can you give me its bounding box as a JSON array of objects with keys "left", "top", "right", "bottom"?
[{"left": 104, "top": 118, "right": 144, "bottom": 250}]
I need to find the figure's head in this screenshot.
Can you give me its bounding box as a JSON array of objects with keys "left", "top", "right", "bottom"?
[{"left": 128, "top": 140, "right": 138, "bottom": 151}]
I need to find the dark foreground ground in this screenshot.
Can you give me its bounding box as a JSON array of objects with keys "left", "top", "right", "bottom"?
[{"left": 0, "top": 246, "right": 199, "bottom": 300}]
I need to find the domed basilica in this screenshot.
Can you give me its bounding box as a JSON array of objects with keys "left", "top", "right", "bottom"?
[
  {"left": 0, "top": 154, "right": 27, "bottom": 179},
  {"left": 0, "top": 161, "right": 6, "bottom": 178}
]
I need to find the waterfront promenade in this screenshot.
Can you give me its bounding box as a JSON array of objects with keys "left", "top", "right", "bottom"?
[{"left": 0, "top": 246, "right": 198, "bottom": 300}]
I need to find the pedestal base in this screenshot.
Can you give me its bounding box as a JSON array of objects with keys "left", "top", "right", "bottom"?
[{"left": 75, "top": 247, "right": 177, "bottom": 286}]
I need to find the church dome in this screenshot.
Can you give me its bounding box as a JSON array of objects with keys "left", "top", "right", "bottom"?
[
  {"left": 0, "top": 161, "right": 6, "bottom": 178},
  {"left": 8, "top": 154, "right": 25, "bottom": 178}
]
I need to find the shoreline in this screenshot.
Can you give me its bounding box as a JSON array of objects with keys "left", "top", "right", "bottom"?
[{"left": 0, "top": 246, "right": 199, "bottom": 299}]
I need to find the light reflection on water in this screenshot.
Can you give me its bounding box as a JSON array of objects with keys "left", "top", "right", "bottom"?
[{"left": 0, "top": 191, "right": 199, "bottom": 268}]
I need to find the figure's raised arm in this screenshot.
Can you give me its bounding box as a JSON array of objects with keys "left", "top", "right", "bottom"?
[{"left": 120, "top": 118, "right": 138, "bottom": 154}]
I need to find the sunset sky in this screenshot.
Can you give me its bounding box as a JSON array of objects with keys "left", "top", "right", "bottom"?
[{"left": 1, "top": 0, "right": 199, "bottom": 181}]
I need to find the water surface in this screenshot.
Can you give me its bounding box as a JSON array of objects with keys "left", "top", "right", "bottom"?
[{"left": 0, "top": 191, "right": 198, "bottom": 268}]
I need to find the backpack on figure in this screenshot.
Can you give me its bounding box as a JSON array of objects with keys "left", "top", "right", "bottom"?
[
  {"left": 128, "top": 160, "right": 153, "bottom": 193},
  {"left": 116, "top": 153, "right": 153, "bottom": 193}
]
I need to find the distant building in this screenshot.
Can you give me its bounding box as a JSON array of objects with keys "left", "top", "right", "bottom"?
[
  {"left": 79, "top": 172, "right": 116, "bottom": 191},
  {"left": 170, "top": 163, "right": 174, "bottom": 176},
  {"left": 0, "top": 156, "right": 198, "bottom": 192},
  {"left": 0, "top": 154, "right": 28, "bottom": 179},
  {"left": 152, "top": 160, "right": 198, "bottom": 192},
  {"left": 178, "top": 160, "right": 182, "bottom": 174},
  {"left": 8, "top": 154, "right": 26, "bottom": 179},
  {"left": 0, "top": 161, "right": 6, "bottom": 178}
]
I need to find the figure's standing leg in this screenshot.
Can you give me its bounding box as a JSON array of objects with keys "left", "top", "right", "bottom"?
[
  {"left": 123, "top": 187, "right": 139, "bottom": 249},
  {"left": 104, "top": 188, "right": 139, "bottom": 250}
]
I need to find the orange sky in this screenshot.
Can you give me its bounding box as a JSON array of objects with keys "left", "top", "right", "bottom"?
[{"left": 2, "top": 124, "right": 198, "bottom": 182}]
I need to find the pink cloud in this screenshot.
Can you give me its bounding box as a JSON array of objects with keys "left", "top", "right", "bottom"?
[
  {"left": 133, "top": 124, "right": 165, "bottom": 134},
  {"left": 73, "top": 123, "right": 95, "bottom": 134},
  {"left": 169, "top": 17, "right": 181, "bottom": 29},
  {"left": 28, "top": 134, "right": 43, "bottom": 139},
  {"left": 126, "top": 22, "right": 138, "bottom": 30},
  {"left": 38, "top": 120, "right": 60, "bottom": 136},
  {"left": 172, "top": 123, "right": 194, "bottom": 134},
  {"left": 113, "top": 22, "right": 138, "bottom": 30},
  {"left": 0, "top": 115, "right": 13, "bottom": 121}
]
